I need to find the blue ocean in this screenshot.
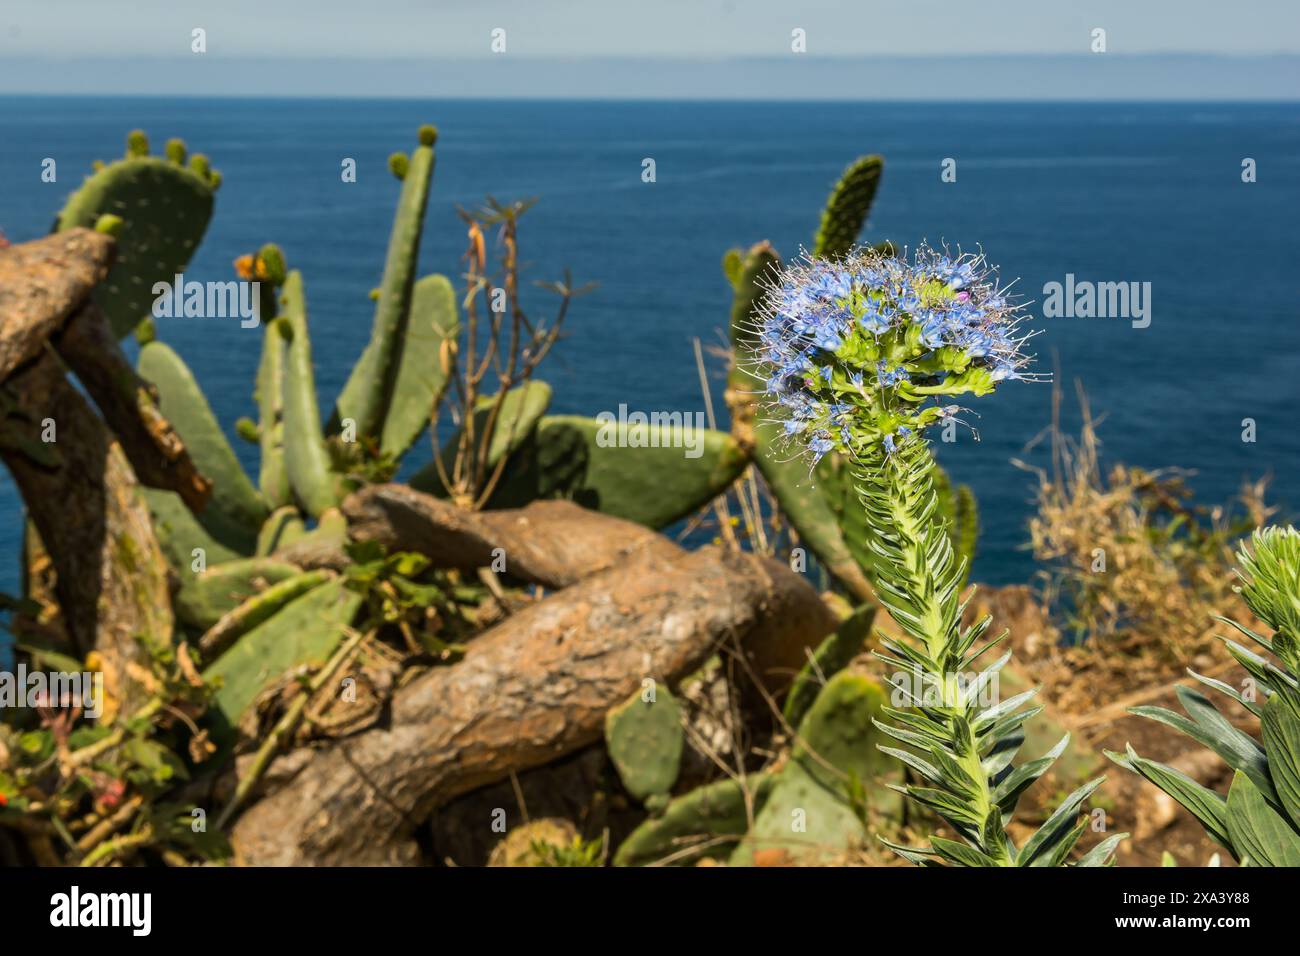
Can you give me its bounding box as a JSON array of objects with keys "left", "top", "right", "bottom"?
[{"left": 2, "top": 98, "right": 1297, "bottom": 609}]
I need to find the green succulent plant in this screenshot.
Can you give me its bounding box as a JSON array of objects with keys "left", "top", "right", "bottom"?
[
  {"left": 1109, "top": 525, "right": 1300, "bottom": 865},
  {"left": 41, "top": 124, "right": 755, "bottom": 758},
  {"left": 730, "top": 670, "right": 901, "bottom": 865},
  {"left": 604, "top": 685, "right": 684, "bottom": 806},
  {"left": 55, "top": 130, "right": 220, "bottom": 339}
]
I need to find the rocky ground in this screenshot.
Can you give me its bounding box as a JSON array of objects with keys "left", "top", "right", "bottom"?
[{"left": 968, "top": 585, "right": 1243, "bottom": 867}]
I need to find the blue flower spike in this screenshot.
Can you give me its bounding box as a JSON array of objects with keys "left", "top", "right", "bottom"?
[
  {"left": 749, "top": 243, "right": 1035, "bottom": 463},
  {"left": 745, "top": 243, "right": 1122, "bottom": 868}
]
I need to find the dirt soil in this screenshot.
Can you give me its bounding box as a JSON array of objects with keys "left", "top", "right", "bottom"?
[{"left": 972, "top": 585, "right": 1250, "bottom": 867}]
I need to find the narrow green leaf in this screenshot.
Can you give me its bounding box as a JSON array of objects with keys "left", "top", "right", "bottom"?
[
  {"left": 1261, "top": 695, "right": 1300, "bottom": 831},
  {"left": 1224, "top": 770, "right": 1300, "bottom": 866},
  {"left": 1017, "top": 777, "right": 1102, "bottom": 866},
  {"left": 929, "top": 836, "right": 999, "bottom": 867},
  {"left": 1076, "top": 833, "right": 1128, "bottom": 867},
  {"left": 1131, "top": 689, "right": 1275, "bottom": 804},
  {"left": 1107, "top": 746, "right": 1234, "bottom": 855}
]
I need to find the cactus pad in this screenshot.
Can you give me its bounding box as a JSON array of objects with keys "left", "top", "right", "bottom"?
[
  {"left": 485, "top": 415, "right": 749, "bottom": 530},
  {"left": 730, "top": 671, "right": 899, "bottom": 865},
  {"left": 203, "top": 577, "right": 361, "bottom": 725},
  {"left": 812, "top": 155, "right": 884, "bottom": 259},
  {"left": 140, "top": 487, "right": 245, "bottom": 574},
  {"left": 173, "top": 556, "right": 304, "bottom": 633},
  {"left": 379, "top": 273, "right": 459, "bottom": 458},
  {"left": 782, "top": 603, "right": 876, "bottom": 728},
  {"left": 614, "top": 774, "right": 775, "bottom": 867},
  {"left": 279, "top": 271, "right": 341, "bottom": 517},
  {"left": 604, "top": 685, "right": 684, "bottom": 802},
  {"left": 138, "top": 341, "right": 268, "bottom": 553},
  {"left": 56, "top": 133, "right": 218, "bottom": 339},
  {"left": 334, "top": 127, "right": 438, "bottom": 440}
]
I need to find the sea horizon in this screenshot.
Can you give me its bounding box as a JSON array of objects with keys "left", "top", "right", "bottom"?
[{"left": 3, "top": 52, "right": 1299, "bottom": 100}]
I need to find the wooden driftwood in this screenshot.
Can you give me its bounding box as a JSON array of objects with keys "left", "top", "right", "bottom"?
[
  {"left": 0, "top": 353, "right": 173, "bottom": 672},
  {"left": 0, "top": 230, "right": 198, "bottom": 687},
  {"left": 343, "top": 484, "right": 680, "bottom": 588},
  {"left": 2, "top": 230, "right": 209, "bottom": 509},
  {"left": 231, "top": 543, "right": 835, "bottom": 865},
  {"left": 0, "top": 229, "right": 114, "bottom": 380},
  {"left": 53, "top": 302, "right": 212, "bottom": 511}
]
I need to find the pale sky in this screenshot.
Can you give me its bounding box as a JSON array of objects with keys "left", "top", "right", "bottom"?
[
  {"left": 4, "top": 0, "right": 1300, "bottom": 57},
  {"left": 1, "top": 1, "right": 1297, "bottom": 98}
]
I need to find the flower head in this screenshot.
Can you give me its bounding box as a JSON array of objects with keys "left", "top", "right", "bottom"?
[{"left": 750, "top": 243, "right": 1035, "bottom": 463}]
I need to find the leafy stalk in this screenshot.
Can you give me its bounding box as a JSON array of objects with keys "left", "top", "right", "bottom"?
[
  {"left": 859, "top": 440, "right": 1120, "bottom": 865},
  {"left": 1108, "top": 526, "right": 1300, "bottom": 865},
  {"left": 753, "top": 245, "right": 1123, "bottom": 865}
]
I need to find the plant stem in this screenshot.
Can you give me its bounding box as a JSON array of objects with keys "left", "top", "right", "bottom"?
[{"left": 855, "top": 442, "right": 1008, "bottom": 862}]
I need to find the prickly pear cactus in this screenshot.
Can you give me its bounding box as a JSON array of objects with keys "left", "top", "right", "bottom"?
[
  {"left": 332, "top": 125, "right": 439, "bottom": 441},
  {"left": 279, "top": 271, "right": 341, "bottom": 517},
  {"left": 197, "top": 569, "right": 333, "bottom": 659},
  {"left": 203, "top": 577, "right": 361, "bottom": 726},
  {"left": 614, "top": 773, "right": 776, "bottom": 867},
  {"left": 250, "top": 245, "right": 293, "bottom": 509},
  {"left": 379, "top": 273, "right": 459, "bottom": 459},
  {"left": 484, "top": 415, "right": 749, "bottom": 530},
  {"left": 730, "top": 671, "right": 899, "bottom": 865},
  {"left": 813, "top": 449, "right": 876, "bottom": 584},
  {"left": 604, "top": 685, "right": 684, "bottom": 804},
  {"left": 140, "top": 487, "right": 245, "bottom": 573},
  {"left": 763, "top": 434, "right": 876, "bottom": 602},
  {"left": 812, "top": 154, "right": 884, "bottom": 259},
  {"left": 55, "top": 130, "right": 219, "bottom": 339},
  {"left": 255, "top": 505, "right": 305, "bottom": 556},
  {"left": 138, "top": 341, "right": 268, "bottom": 553},
  {"left": 782, "top": 603, "right": 876, "bottom": 729},
  {"left": 173, "top": 557, "right": 303, "bottom": 632}
]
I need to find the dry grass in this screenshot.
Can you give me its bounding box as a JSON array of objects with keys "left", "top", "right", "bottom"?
[{"left": 1013, "top": 382, "right": 1273, "bottom": 715}]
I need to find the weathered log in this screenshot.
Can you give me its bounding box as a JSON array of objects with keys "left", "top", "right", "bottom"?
[
  {"left": 0, "top": 352, "right": 173, "bottom": 678},
  {"left": 231, "top": 544, "right": 834, "bottom": 865},
  {"left": 0, "top": 229, "right": 114, "bottom": 381},
  {"left": 476, "top": 500, "right": 681, "bottom": 588},
  {"left": 342, "top": 484, "right": 679, "bottom": 588},
  {"left": 53, "top": 302, "right": 212, "bottom": 511},
  {"left": 340, "top": 484, "right": 499, "bottom": 567}
]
